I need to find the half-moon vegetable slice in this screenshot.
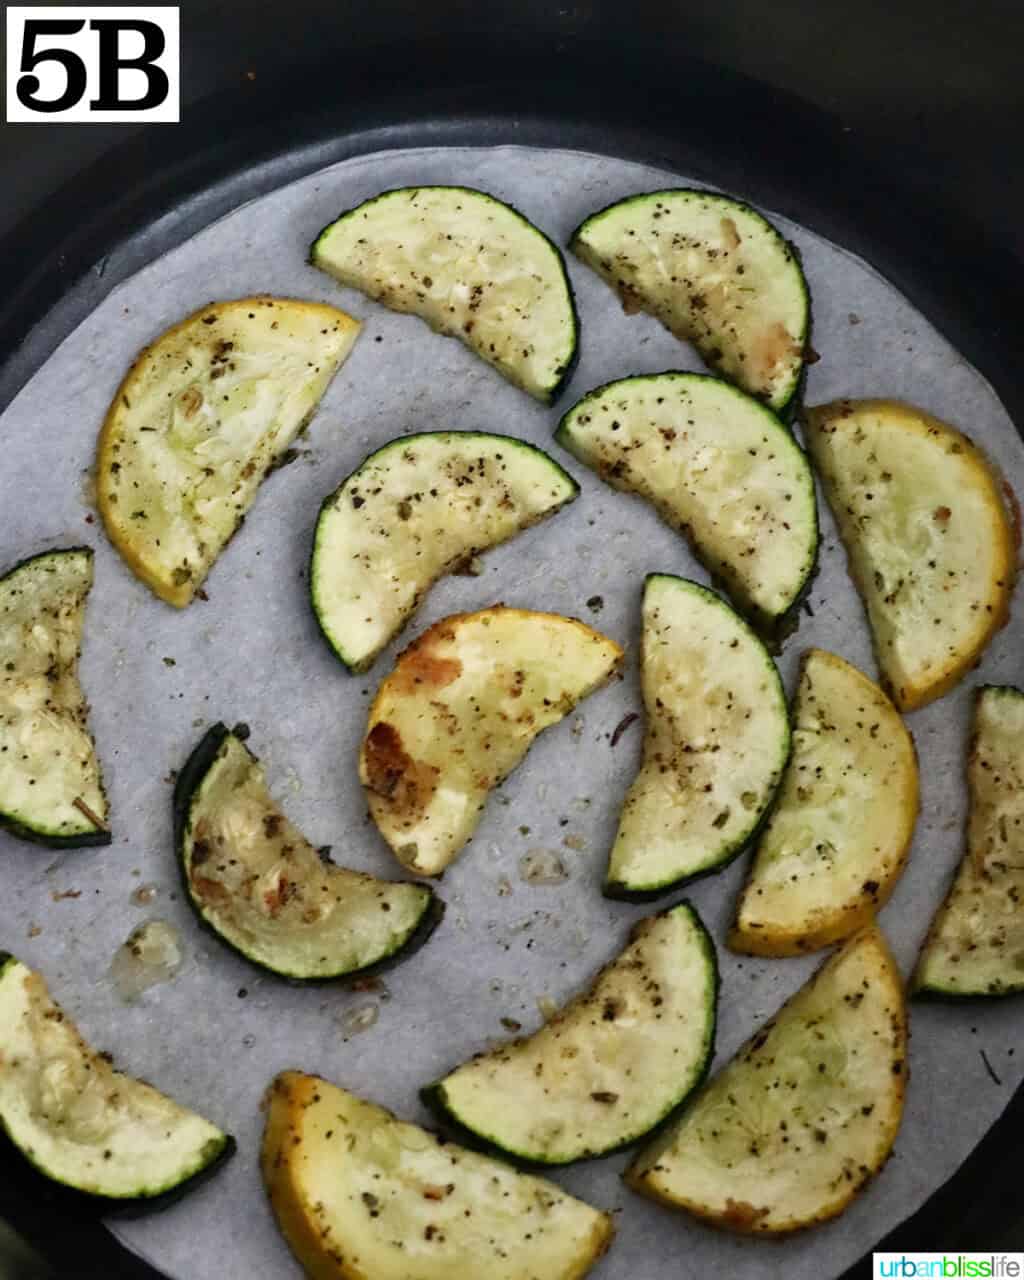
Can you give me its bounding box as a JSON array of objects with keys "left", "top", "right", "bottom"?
[
  {"left": 0, "top": 954, "right": 233, "bottom": 1206},
  {"left": 730, "top": 649, "right": 918, "bottom": 956},
  {"left": 556, "top": 372, "right": 817, "bottom": 630},
  {"left": 570, "top": 189, "right": 810, "bottom": 414},
  {"left": 261, "top": 1071, "right": 615, "bottom": 1280},
  {"left": 803, "top": 399, "right": 1015, "bottom": 711},
  {"left": 97, "top": 297, "right": 360, "bottom": 606},
  {"left": 914, "top": 685, "right": 1024, "bottom": 997},
  {"left": 176, "top": 724, "right": 441, "bottom": 980},
  {"left": 0, "top": 548, "right": 109, "bottom": 847},
  {"left": 311, "top": 431, "right": 578, "bottom": 672},
  {"left": 605, "top": 574, "right": 789, "bottom": 898},
  {"left": 424, "top": 901, "right": 716, "bottom": 1163},
  {"left": 626, "top": 926, "right": 907, "bottom": 1235},
  {"left": 361, "top": 607, "right": 622, "bottom": 877},
  {"left": 311, "top": 186, "right": 578, "bottom": 403}
]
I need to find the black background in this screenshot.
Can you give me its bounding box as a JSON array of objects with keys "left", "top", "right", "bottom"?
[
  {"left": 4, "top": 0, "right": 1023, "bottom": 253},
  {"left": 1, "top": 1, "right": 1023, "bottom": 1276}
]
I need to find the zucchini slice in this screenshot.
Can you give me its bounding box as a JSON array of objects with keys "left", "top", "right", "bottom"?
[
  {"left": 97, "top": 297, "right": 360, "bottom": 607},
  {"left": 312, "top": 185, "right": 581, "bottom": 401},
  {"left": 570, "top": 190, "right": 810, "bottom": 415},
  {"left": 176, "top": 724, "right": 441, "bottom": 981},
  {"left": 361, "top": 607, "right": 622, "bottom": 877},
  {"left": 556, "top": 373, "right": 817, "bottom": 630},
  {"left": 425, "top": 901, "right": 717, "bottom": 1163},
  {"left": 626, "top": 926, "right": 907, "bottom": 1235},
  {"left": 913, "top": 685, "right": 1024, "bottom": 997},
  {"left": 0, "top": 548, "right": 109, "bottom": 847},
  {"left": 0, "top": 954, "right": 233, "bottom": 1205},
  {"left": 312, "top": 187, "right": 578, "bottom": 403},
  {"left": 262, "top": 1071, "right": 615, "bottom": 1280},
  {"left": 730, "top": 649, "right": 919, "bottom": 956},
  {"left": 311, "top": 432, "right": 578, "bottom": 672},
  {"left": 803, "top": 399, "right": 1015, "bottom": 711},
  {"left": 606, "top": 575, "right": 789, "bottom": 898}
]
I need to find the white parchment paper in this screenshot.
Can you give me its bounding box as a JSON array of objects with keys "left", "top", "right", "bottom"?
[{"left": 1, "top": 146, "right": 1022, "bottom": 1280}]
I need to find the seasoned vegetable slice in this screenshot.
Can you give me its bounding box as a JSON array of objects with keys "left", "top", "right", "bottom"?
[
  {"left": 570, "top": 189, "right": 809, "bottom": 414},
  {"left": 425, "top": 902, "right": 716, "bottom": 1163},
  {"left": 311, "top": 432, "right": 578, "bottom": 672},
  {"left": 176, "top": 724, "right": 440, "bottom": 980},
  {"left": 914, "top": 686, "right": 1024, "bottom": 996},
  {"left": 731, "top": 649, "right": 918, "bottom": 955},
  {"left": 361, "top": 607, "right": 622, "bottom": 877},
  {"left": 0, "top": 548, "right": 109, "bottom": 847},
  {"left": 556, "top": 372, "right": 817, "bottom": 629},
  {"left": 803, "top": 399, "right": 1015, "bottom": 711},
  {"left": 0, "top": 955, "right": 233, "bottom": 1205},
  {"left": 312, "top": 186, "right": 578, "bottom": 403},
  {"left": 261, "top": 1072, "right": 615, "bottom": 1280},
  {"left": 97, "top": 297, "right": 360, "bottom": 606},
  {"left": 606, "top": 575, "right": 789, "bottom": 898},
  {"left": 626, "top": 927, "right": 907, "bottom": 1235}
]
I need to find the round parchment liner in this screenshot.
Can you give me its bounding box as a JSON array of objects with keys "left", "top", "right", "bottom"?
[{"left": 1, "top": 146, "right": 1021, "bottom": 1280}]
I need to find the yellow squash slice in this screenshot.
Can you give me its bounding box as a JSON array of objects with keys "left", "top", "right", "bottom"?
[
  {"left": 626, "top": 927, "right": 907, "bottom": 1235},
  {"left": 803, "top": 399, "right": 1015, "bottom": 710},
  {"left": 730, "top": 649, "right": 918, "bottom": 955},
  {"left": 97, "top": 297, "right": 360, "bottom": 606},
  {"left": 360, "top": 607, "right": 622, "bottom": 877},
  {"left": 914, "top": 685, "right": 1024, "bottom": 996},
  {"left": 261, "top": 1072, "right": 614, "bottom": 1280}
]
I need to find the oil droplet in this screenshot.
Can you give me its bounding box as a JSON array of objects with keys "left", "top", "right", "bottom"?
[
  {"left": 519, "top": 849, "right": 568, "bottom": 886},
  {"left": 109, "top": 921, "right": 183, "bottom": 1003},
  {"left": 131, "top": 884, "right": 158, "bottom": 907},
  {"left": 339, "top": 1002, "right": 379, "bottom": 1037}
]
